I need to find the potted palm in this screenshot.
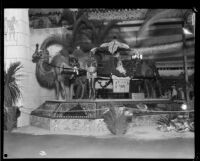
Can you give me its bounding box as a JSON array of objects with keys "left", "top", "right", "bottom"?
[{"left": 4, "top": 62, "right": 23, "bottom": 132}]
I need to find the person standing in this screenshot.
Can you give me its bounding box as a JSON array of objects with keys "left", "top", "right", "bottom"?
[
  {"left": 178, "top": 87, "right": 185, "bottom": 100},
  {"left": 85, "top": 52, "right": 98, "bottom": 99},
  {"left": 171, "top": 85, "right": 178, "bottom": 100}
]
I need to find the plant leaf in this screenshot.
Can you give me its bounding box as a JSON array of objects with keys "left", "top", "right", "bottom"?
[{"left": 4, "top": 62, "right": 23, "bottom": 107}]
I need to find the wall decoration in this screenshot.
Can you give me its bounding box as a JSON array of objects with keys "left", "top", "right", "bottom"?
[{"left": 4, "top": 16, "right": 18, "bottom": 41}]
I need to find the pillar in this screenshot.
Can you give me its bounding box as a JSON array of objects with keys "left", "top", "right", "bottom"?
[{"left": 4, "top": 9, "right": 31, "bottom": 127}]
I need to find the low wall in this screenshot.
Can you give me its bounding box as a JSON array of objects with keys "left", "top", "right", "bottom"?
[
  {"left": 30, "top": 115, "right": 51, "bottom": 130},
  {"left": 30, "top": 116, "right": 109, "bottom": 135},
  {"left": 131, "top": 114, "right": 167, "bottom": 127},
  {"left": 30, "top": 114, "right": 167, "bottom": 135}
]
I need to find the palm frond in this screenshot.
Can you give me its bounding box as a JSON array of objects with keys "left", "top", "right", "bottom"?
[
  {"left": 80, "top": 43, "right": 95, "bottom": 52},
  {"left": 6, "top": 62, "right": 22, "bottom": 76},
  {"left": 98, "top": 20, "right": 118, "bottom": 44},
  {"left": 79, "top": 29, "right": 92, "bottom": 41},
  {"left": 4, "top": 85, "right": 12, "bottom": 107},
  {"left": 72, "top": 14, "right": 91, "bottom": 47},
  {"left": 13, "top": 73, "right": 24, "bottom": 81},
  {"left": 70, "top": 15, "right": 118, "bottom": 50},
  {"left": 60, "top": 9, "right": 75, "bottom": 26},
  {"left": 4, "top": 62, "right": 23, "bottom": 107},
  {"left": 75, "top": 9, "right": 86, "bottom": 20},
  {"left": 5, "top": 63, "right": 23, "bottom": 84},
  {"left": 9, "top": 82, "right": 21, "bottom": 104}
]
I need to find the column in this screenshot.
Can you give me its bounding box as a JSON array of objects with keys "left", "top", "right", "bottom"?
[{"left": 4, "top": 9, "right": 31, "bottom": 127}]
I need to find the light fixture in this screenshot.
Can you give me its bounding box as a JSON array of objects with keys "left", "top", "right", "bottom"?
[
  {"left": 183, "top": 28, "right": 193, "bottom": 35},
  {"left": 181, "top": 103, "right": 187, "bottom": 110}
]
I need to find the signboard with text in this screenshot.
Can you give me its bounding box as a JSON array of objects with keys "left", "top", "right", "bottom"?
[{"left": 113, "top": 78, "right": 130, "bottom": 93}]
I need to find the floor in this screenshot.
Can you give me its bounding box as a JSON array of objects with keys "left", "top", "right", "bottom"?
[{"left": 3, "top": 126, "right": 195, "bottom": 158}]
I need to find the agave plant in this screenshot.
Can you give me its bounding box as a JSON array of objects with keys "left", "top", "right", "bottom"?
[
  {"left": 4, "top": 62, "right": 23, "bottom": 131},
  {"left": 102, "top": 106, "right": 130, "bottom": 135}
]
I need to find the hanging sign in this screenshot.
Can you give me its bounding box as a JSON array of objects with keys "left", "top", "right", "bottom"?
[{"left": 112, "top": 76, "right": 130, "bottom": 93}]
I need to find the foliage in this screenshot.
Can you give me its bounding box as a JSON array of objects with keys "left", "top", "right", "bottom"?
[
  {"left": 4, "top": 62, "right": 23, "bottom": 132},
  {"left": 102, "top": 106, "right": 130, "bottom": 135},
  {"left": 60, "top": 9, "right": 86, "bottom": 26},
  {"left": 58, "top": 9, "right": 119, "bottom": 52},
  {"left": 71, "top": 17, "right": 119, "bottom": 52},
  {"left": 41, "top": 12, "right": 118, "bottom": 54},
  {"left": 156, "top": 113, "right": 194, "bottom": 132},
  {"left": 156, "top": 114, "right": 177, "bottom": 126},
  {"left": 60, "top": 9, "right": 75, "bottom": 26},
  {"left": 4, "top": 106, "right": 21, "bottom": 132},
  {"left": 4, "top": 62, "right": 23, "bottom": 107}
]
